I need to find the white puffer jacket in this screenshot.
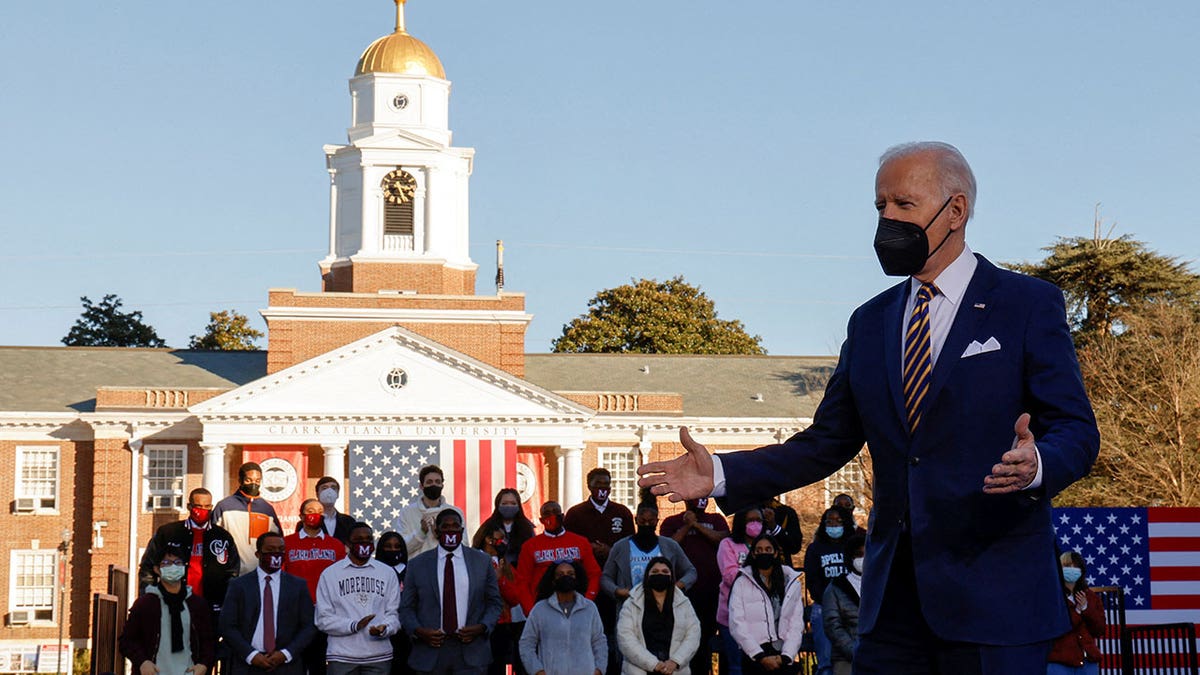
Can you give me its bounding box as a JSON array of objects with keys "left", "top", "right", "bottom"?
[
  {"left": 728, "top": 565, "right": 805, "bottom": 661},
  {"left": 616, "top": 583, "right": 701, "bottom": 675}
]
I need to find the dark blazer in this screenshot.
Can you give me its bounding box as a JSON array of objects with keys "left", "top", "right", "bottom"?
[
  {"left": 719, "top": 256, "right": 1099, "bottom": 645},
  {"left": 399, "top": 545, "right": 503, "bottom": 672},
  {"left": 219, "top": 570, "right": 317, "bottom": 675}
]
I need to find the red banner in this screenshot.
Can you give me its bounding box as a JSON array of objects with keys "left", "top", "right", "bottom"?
[
  {"left": 516, "top": 451, "right": 545, "bottom": 533},
  {"left": 243, "top": 446, "right": 308, "bottom": 533}
]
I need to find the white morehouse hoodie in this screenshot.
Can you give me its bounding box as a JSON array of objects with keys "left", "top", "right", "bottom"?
[
  {"left": 728, "top": 564, "right": 806, "bottom": 662},
  {"left": 316, "top": 558, "right": 403, "bottom": 664}
]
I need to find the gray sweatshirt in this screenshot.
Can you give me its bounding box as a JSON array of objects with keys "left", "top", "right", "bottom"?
[{"left": 519, "top": 594, "right": 607, "bottom": 675}]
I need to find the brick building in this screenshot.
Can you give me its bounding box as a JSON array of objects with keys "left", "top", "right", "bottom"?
[{"left": 0, "top": 2, "right": 866, "bottom": 668}]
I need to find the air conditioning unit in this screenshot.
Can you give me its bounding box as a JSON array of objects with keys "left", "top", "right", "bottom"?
[
  {"left": 8, "top": 610, "right": 31, "bottom": 626},
  {"left": 12, "top": 498, "right": 36, "bottom": 514},
  {"left": 147, "top": 494, "right": 182, "bottom": 511}
]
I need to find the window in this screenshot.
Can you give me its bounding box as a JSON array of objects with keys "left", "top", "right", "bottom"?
[
  {"left": 824, "top": 450, "right": 868, "bottom": 509},
  {"left": 9, "top": 550, "right": 57, "bottom": 624},
  {"left": 144, "top": 445, "right": 187, "bottom": 511},
  {"left": 14, "top": 446, "right": 59, "bottom": 513},
  {"left": 597, "top": 447, "right": 638, "bottom": 507}
]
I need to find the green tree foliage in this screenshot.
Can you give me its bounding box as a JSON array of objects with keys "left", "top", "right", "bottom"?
[
  {"left": 62, "top": 294, "right": 166, "bottom": 347},
  {"left": 552, "top": 276, "right": 765, "bottom": 354},
  {"left": 1007, "top": 227, "right": 1200, "bottom": 341},
  {"left": 1055, "top": 302, "right": 1200, "bottom": 507},
  {"left": 189, "top": 310, "right": 265, "bottom": 350}
]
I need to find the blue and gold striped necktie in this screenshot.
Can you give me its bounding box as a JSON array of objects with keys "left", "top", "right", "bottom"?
[{"left": 903, "top": 282, "right": 938, "bottom": 433}]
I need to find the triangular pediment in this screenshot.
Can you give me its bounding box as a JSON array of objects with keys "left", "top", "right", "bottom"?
[
  {"left": 191, "top": 326, "right": 590, "bottom": 420},
  {"left": 353, "top": 127, "right": 448, "bottom": 151}
]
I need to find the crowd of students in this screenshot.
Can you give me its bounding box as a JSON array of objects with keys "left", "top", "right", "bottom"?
[{"left": 123, "top": 463, "right": 1102, "bottom": 675}]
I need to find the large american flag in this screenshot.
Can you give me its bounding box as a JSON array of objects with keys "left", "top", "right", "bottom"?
[
  {"left": 1053, "top": 507, "right": 1200, "bottom": 664},
  {"left": 348, "top": 439, "right": 517, "bottom": 539}
]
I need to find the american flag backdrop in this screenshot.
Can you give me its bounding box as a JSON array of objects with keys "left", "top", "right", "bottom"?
[
  {"left": 1053, "top": 507, "right": 1200, "bottom": 663},
  {"left": 347, "top": 438, "right": 518, "bottom": 539}
]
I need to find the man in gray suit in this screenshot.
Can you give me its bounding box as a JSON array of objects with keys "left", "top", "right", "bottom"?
[
  {"left": 220, "top": 532, "right": 317, "bottom": 675},
  {"left": 399, "top": 509, "right": 503, "bottom": 675}
]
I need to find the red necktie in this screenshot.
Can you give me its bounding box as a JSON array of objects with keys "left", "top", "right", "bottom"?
[
  {"left": 263, "top": 576, "right": 276, "bottom": 653},
  {"left": 442, "top": 553, "right": 458, "bottom": 634}
]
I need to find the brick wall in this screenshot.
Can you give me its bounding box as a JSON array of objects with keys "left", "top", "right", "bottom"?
[{"left": 322, "top": 260, "right": 477, "bottom": 295}]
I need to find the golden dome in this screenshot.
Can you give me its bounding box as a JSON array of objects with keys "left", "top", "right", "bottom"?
[{"left": 355, "top": 1, "right": 445, "bottom": 79}]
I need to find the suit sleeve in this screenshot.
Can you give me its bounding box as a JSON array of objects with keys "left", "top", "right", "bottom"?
[
  {"left": 285, "top": 576, "right": 317, "bottom": 654},
  {"left": 397, "top": 561, "right": 421, "bottom": 637},
  {"left": 219, "top": 580, "right": 255, "bottom": 662},
  {"left": 718, "top": 325, "right": 867, "bottom": 514},
  {"left": 480, "top": 556, "right": 503, "bottom": 631},
  {"left": 1021, "top": 284, "right": 1100, "bottom": 498}
]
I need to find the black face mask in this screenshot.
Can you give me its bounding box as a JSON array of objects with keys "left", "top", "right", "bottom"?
[
  {"left": 241, "top": 483, "right": 260, "bottom": 498},
  {"left": 492, "top": 542, "right": 508, "bottom": 557},
  {"left": 645, "top": 574, "right": 673, "bottom": 592},
  {"left": 873, "top": 196, "right": 954, "bottom": 277},
  {"left": 753, "top": 553, "right": 776, "bottom": 571},
  {"left": 634, "top": 526, "right": 658, "bottom": 551},
  {"left": 377, "top": 550, "right": 405, "bottom": 567},
  {"left": 553, "top": 576, "right": 577, "bottom": 593},
  {"left": 423, "top": 485, "right": 443, "bottom": 500}
]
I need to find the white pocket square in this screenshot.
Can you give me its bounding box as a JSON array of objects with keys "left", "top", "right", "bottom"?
[{"left": 961, "top": 336, "right": 1001, "bottom": 359}]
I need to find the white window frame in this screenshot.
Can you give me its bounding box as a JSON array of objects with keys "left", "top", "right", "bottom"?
[
  {"left": 14, "top": 446, "right": 60, "bottom": 514},
  {"left": 8, "top": 549, "right": 59, "bottom": 626},
  {"left": 824, "top": 451, "right": 867, "bottom": 510},
  {"left": 143, "top": 444, "right": 188, "bottom": 512},
  {"left": 597, "top": 446, "right": 639, "bottom": 507}
]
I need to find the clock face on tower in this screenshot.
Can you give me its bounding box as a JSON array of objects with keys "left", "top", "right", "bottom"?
[
  {"left": 391, "top": 93, "right": 409, "bottom": 111},
  {"left": 381, "top": 169, "right": 417, "bottom": 205}
]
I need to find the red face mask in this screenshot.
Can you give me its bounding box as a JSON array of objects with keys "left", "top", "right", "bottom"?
[
  {"left": 540, "top": 514, "right": 562, "bottom": 532},
  {"left": 302, "top": 512, "right": 323, "bottom": 529},
  {"left": 189, "top": 506, "right": 212, "bottom": 526}
]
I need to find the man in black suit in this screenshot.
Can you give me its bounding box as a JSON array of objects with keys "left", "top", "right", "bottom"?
[
  {"left": 220, "top": 532, "right": 317, "bottom": 675},
  {"left": 399, "top": 509, "right": 502, "bottom": 674}
]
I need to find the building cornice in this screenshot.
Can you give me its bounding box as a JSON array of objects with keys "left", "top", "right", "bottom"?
[{"left": 259, "top": 306, "right": 532, "bottom": 325}]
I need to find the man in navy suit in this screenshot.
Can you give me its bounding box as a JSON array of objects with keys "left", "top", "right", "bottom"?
[
  {"left": 220, "top": 532, "right": 317, "bottom": 675},
  {"left": 399, "top": 509, "right": 503, "bottom": 674},
  {"left": 639, "top": 142, "right": 1099, "bottom": 674}
]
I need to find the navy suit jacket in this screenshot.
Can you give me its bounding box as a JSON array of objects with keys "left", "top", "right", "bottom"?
[
  {"left": 399, "top": 545, "right": 503, "bottom": 671},
  {"left": 219, "top": 570, "right": 316, "bottom": 675},
  {"left": 719, "top": 255, "right": 1099, "bottom": 645}
]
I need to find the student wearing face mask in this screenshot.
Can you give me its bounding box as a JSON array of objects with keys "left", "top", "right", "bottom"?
[
  {"left": 374, "top": 533, "right": 413, "bottom": 675},
  {"left": 393, "top": 465, "right": 465, "bottom": 558},
  {"left": 659, "top": 498, "right": 729, "bottom": 675},
  {"left": 602, "top": 503, "right": 697, "bottom": 612},
  {"left": 803, "top": 508, "right": 850, "bottom": 675},
  {"left": 515, "top": 501, "right": 602, "bottom": 614},
  {"left": 520, "top": 561, "right": 607, "bottom": 675},
  {"left": 308, "top": 476, "right": 355, "bottom": 546},
  {"left": 285, "top": 499, "right": 347, "bottom": 675},
  {"left": 476, "top": 525, "right": 525, "bottom": 675},
  {"left": 316, "top": 523, "right": 403, "bottom": 675},
  {"left": 1046, "top": 551, "right": 1104, "bottom": 675},
  {"left": 716, "top": 508, "right": 763, "bottom": 675},
  {"left": 822, "top": 534, "right": 866, "bottom": 675},
  {"left": 213, "top": 462, "right": 284, "bottom": 576},
  {"left": 615, "top": 557, "right": 701, "bottom": 675},
  {"left": 472, "top": 488, "right": 537, "bottom": 566},
  {"left": 728, "top": 536, "right": 805, "bottom": 675},
  {"left": 122, "top": 543, "right": 217, "bottom": 675}
]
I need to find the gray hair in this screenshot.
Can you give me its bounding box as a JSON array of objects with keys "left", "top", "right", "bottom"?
[{"left": 879, "top": 141, "right": 977, "bottom": 221}]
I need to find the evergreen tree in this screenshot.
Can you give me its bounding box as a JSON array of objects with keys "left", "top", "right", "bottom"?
[{"left": 62, "top": 294, "right": 166, "bottom": 348}]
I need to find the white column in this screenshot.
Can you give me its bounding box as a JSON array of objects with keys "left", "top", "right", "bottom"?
[
  {"left": 637, "top": 426, "right": 653, "bottom": 466},
  {"left": 555, "top": 451, "right": 565, "bottom": 505},
  {"left": 557, "top": 445, "right": 584, "bottom": 508},
  {"left": 322, "top": 443, "right": 348, "bottom": 510},
  {"left": 201, "top": 442, "right": 227, "bottom": 498},
  {"left": 412, "top": 167, "right": 427, "bottom": 254},
  {"left": 327, "top": 168, "right": 339, "bottom": 257}
]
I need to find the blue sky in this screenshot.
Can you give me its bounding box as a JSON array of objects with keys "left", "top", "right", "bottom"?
[{"left": 1, "top": 2, "right": 1196, "bottom": 355}]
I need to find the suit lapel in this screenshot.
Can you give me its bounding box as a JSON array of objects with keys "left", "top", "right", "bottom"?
[
  {"left": 883, "top": 280, "right": 911, "bottom": 434},
  {"left": 922, "top": 255, "right": 999, "bottom": 421}
]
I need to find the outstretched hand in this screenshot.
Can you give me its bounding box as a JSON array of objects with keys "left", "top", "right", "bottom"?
[
  {"left": 983, "top": 413, "right": 1039, "bottom": 494},
  {"left": 636, "top": 427, "right": 714, "bottom": 502}
]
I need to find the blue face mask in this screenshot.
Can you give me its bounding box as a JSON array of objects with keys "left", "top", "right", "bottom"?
[
  {"left": 1062, "top": 567, "right": 1083, "bottom": 584},
  {"left": 826, "top": 526, "right": 844, "bottom": 539}
]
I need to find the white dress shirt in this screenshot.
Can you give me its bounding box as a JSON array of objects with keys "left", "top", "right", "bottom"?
[
  {"left": 247, "top": 567, "right": 292, "bottom": 663},
  {"left": 435, "top": 545, "right": 470, "bottom": 630},
  {"left": 712, "top": 245, "right": 1041, "bottom": 494}
]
